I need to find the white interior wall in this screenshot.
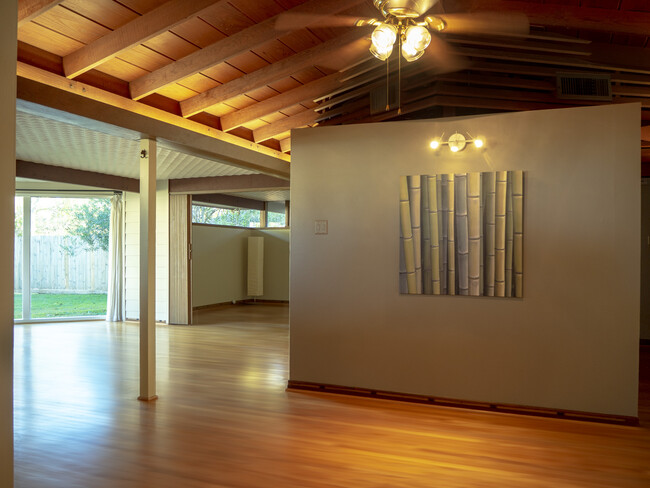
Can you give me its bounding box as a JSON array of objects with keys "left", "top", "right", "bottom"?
[
  {"left": 192, "top": 225, "right": 290, "bottom": 307},
  {"left": 123, "top": 180, "right": 169, "bottom": 322},
  {"left": 252, "top": 229, "right": 290, "bottom": 301},
  {"left": 290, "top": 104, "right": 640, "bottom": 417},
  {"left": 192, "top": 225, "right": 248, "bottom": 307},
  {"left": 0, "top": 1, "right": 16, "bottom": 485}
]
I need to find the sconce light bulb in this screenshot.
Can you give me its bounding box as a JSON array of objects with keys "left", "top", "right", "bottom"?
[
  {"left": 450, "top": 145, "right": 459, "bottom": 153},
  {"left": 430, "top": 140, "right": 439, "bottom": 150},
  {"left": 474, "top": 138, "right": 484, "bottom": 148}
]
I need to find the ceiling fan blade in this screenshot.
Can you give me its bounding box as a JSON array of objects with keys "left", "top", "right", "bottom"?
[
  {"left": 434, "top": 12, "right": 529, "bottom": 36},
  {"left": 316, "top": 36, "right": 374, "bottom": 72},
  {"left": 274, "top": 12, "right": 376, "bottom": 31},
  {"left": 421, "top": 34, "right": 469, "bottom": 73}
]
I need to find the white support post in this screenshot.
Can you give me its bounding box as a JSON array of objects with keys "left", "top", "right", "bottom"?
[
  {"left": 1, "top": 1, "right": 16, "bottom": 485},
  {"left": 139, "top": 138, "right": 157, "bottom": 401}
]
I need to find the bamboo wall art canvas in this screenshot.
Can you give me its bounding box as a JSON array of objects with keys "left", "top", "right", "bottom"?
[{"left": 399, "top": 171, "right": 524, "bottom": 297}]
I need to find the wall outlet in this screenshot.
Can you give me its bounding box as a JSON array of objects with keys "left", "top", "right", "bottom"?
[{"left": 314, "top": 220, "right": 328, "bottom": 235}]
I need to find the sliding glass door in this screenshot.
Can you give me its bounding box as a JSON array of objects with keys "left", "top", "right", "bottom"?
[{"left": 15, "top": 195, "right": 111, "bottom": 321}]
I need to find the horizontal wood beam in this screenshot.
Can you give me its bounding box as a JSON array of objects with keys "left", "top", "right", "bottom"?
[
  {"left": 220, "top": 71, "right": 346, "bottom": 132},
  {"left": 170, "top": 174, "right": 289, "bottom": 194},
  {"left": 17, "top": 62, "right": 291, "bottom": 178},
  {"left": 63, "top": 0, "right": 224, "bottom": 79},
  {"left": 129, "top": 0, "right": 364, "bottom": 101},
  {"left": 180, "top": 29, "right": 368, "bottom": 117},
  {"left": 253, "top": 109, "right": 319, "bottom": 143},
  {"left": 192, "top": 193, "right": 265, "bottom": 211},
  {"left": 18, "top": 0, "right": 63, "bottom": 27},
  {"left": 16, "top": 160, "right": 139, "bottom": 192},
  {"left": 458, "top": 0, "right": 650, "bottom": 37}
]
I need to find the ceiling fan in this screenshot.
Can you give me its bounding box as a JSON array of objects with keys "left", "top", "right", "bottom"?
[{"left": 276, "top": 0, "right": 529, "bottom": 71}]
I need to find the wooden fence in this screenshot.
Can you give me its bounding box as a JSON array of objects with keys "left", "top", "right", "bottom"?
[{"left": 14, "top": 236, "right": 108, "bottom": 293}]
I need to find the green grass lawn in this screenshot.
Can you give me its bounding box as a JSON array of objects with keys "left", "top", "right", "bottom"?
[{"left": 14, "top": 293, "right": 107, "bottom": 319}]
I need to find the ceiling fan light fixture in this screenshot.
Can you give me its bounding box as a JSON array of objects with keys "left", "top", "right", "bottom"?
[
  {"left": 403, "top": 25, "right": 431, "bottom": 52},
  {"left": 401, "top": 25, "right": 431, "bottom": 62},
  {"left": 370, "top": 23, "right": 397, "bottom": 60}
]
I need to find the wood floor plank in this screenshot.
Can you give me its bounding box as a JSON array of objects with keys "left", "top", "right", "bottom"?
[{"left": 13, "top": 305, "right": 650, "bottom": 487}]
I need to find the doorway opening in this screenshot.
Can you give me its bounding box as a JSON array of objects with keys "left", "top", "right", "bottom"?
[{"left": 15, "top": 195, "right": 111, "bottom": 321}]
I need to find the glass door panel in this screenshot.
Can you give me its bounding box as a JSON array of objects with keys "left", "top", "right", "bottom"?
[{"left": 28, "top": 197, "right": 109, "bottom": 319}]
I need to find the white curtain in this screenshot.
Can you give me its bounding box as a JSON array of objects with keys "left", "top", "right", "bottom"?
[{"left": 106, "top": 194, "right": 123, "bottom": 321}]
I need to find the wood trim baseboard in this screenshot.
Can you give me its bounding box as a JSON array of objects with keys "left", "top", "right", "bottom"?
[
  {"left": 241, "top": 299, "right": 289, "bottom": 306},
  {"left": 193, "top": 300, "right": 289, "bottom": 311},
  {"left": 192, "top": 301, "right": 243, "bottom": 311},
  {"left": 287, "top": 380, "right": 639, "bottom": 426}
]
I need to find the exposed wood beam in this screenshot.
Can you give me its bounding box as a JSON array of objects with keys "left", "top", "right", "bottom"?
[
  {"left": 17, "top": 62, "right": 291, "bottom": 178},
  {"left": 16, "top": 160, "right": 140, "bottom": 192},
  {"left": 458, "top": 0, "right": 650, "bottom": 37},
  {"left": 279, "top": 138, "right": 291, "bottom": 154},
  {"left": 446, "top": 35, "right": 591, "bottom": 57},
  {"left": 192, "top": 193, "right": 265, "bottom": 211},
  {"left": 129, "top": 0, "right": 365, "bottom": 101},
  {"left": 438, "top": 73, "right": 555, "bottom": 92},
  {"left": 456, "top": 43, "right": 650, "bottom": 76},
  {"left": 169, "top": 174, "right": 289, "bottom": 194},
  {"left": 63, "top": 0, "right": 224, "bottom": 79},
  {"left": 220, "top": 71, "right": 346, "bottom": 132},
  {"left": 468, "top": 61, "right": 650, "bottom": 87},
  {"left": 253, "top": 109, "right": 319, "bottom": 143},
  {"left": 180, "top": 29, "right": 368, "bottom": 117},
  {"left": 18, "top": 0, "right": 63, "bottom": 27}
]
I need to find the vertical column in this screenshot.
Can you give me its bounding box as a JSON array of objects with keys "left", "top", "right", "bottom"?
[
  {"left": 139, "top": 139, "right": 157, "bottom": 401},
  {"left": 0, "top": 1, "right": 16, "bottom": 485}
]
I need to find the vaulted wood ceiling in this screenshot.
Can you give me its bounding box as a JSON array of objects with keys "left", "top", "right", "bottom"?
[{"left": 16, "top": 0, "right": 650, "bottom": 178}]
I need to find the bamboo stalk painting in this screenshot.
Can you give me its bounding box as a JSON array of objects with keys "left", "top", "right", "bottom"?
[{"left": 399, "top": 171, "right": 524, "bottom": 298}]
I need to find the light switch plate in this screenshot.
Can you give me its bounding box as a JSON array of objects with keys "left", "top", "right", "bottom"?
[{"left": 314, "top": 220, "right": 328, "bottom": 235}]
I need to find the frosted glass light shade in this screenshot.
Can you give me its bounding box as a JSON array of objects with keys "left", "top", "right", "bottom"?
[
  {"left": 402, "top": 25, "right": 431, "bottom": 62},
  {"left": 370, "top": 23, "right": 397, "bottom": 61}
]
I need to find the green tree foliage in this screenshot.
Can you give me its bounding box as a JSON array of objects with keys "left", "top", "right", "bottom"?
[
  {"left": 192, "top": 204, "right": 260, "bottom": 227},
  {"left": 63, "top": 199, "right": 111, "bottom": 252}
]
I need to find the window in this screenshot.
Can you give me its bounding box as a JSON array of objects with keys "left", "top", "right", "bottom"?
[
  {"left": 192, "top": 204, "right": 261, "bottom": 228},
  {"left": 266, "top": 201, "right": 287, "bottom": 227},
  {"left": 15, "top": 195, "right": 111, "bottom": 321}
]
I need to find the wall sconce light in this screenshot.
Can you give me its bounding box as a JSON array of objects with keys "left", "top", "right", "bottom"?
[{"left": 429, "top": 132, "right": 485, "bottom": 153}]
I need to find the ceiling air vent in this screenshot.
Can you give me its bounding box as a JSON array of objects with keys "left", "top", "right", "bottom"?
[{"left": 556, "top": 72, "right": 612, "bottom": 101}]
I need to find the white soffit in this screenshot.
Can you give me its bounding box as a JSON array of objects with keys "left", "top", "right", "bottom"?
[{"left": 16, "top": 106, "right": 256, "bottom": 180}]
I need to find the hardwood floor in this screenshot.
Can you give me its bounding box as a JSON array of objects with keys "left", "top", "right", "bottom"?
[{"left": 14, "top": 305, "right": 650, "bottom": 487}]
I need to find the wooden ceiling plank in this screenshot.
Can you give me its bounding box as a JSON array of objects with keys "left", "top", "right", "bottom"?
[
  {"left": 18, "top": 0, "right": 64, "bottom": 27},
  {"left": 459, "top": 0, "right": 650, "bottom": 37},
  {"left": 63, "top": 0, "right": 225, "bottom": 79},
  {"left": 180, "top": 29, "right": 367, "bottom": 117},
  {"left": 253, "top": 108, "right": 319, "bottom": 143},
  {"left": 17, "top": 62, "right": 290, "bottom": 177},
  {"left": 129, "top": 0, "right": 365, "bottom": 101},
  {"left": 18, "top": 21, "right": 84, "bottom": 57},
  {"left": 220, "top": 71, "right": 345, "bottom": 131},
  {"left": 169, "top": 173, "right": 289, "bottom": 193}
]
